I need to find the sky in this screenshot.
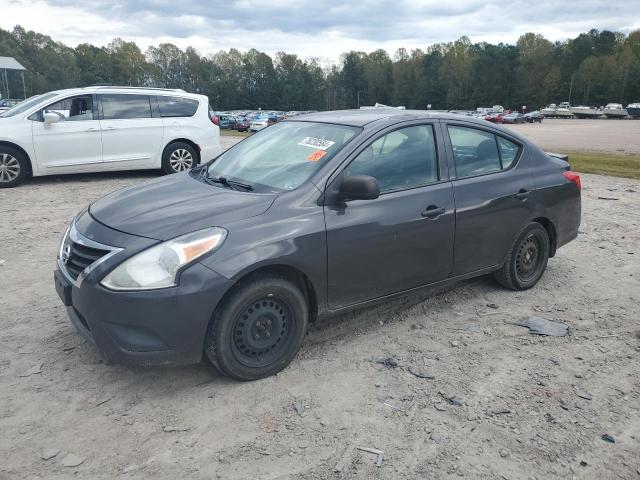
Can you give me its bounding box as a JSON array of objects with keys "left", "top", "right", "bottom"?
[{"left": 1, "top": 0, "right": 639, "bottom": 62}]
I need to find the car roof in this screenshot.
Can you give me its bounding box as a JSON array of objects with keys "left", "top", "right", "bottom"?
[
  {"left": 45, "top": 86, "right": 203, "bottom": 100},
  {"left": 289, "top": 108, "right": 530, "bottom": 144},
  {"left": 290, "top": 109, "right": 503, "bottom": 128}
]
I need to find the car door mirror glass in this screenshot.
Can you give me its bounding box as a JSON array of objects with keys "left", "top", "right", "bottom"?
[
  {"left": 339, "top": 175, "right": 380, "bottom": 201},
  {"left": 43, "top": 112, "right": 61, "bottom": 124}
]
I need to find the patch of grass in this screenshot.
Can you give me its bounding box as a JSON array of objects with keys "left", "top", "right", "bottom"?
[
  {"left": 555, "top": 151, "right": 640, "bottom": 179},
  {"left": 220, "top": 129, "right": 251, "bottom": 138}
]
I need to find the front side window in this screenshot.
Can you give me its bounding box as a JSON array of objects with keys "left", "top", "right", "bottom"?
[
  {"left": 206, "top": 121, "right": 360, "bottom": 191},
  {"left": 42, "top": 95, "right": 94, "bottom": 122},
  {"left": 101, "top": 94, "right": 152, "bottom": 120},
  {"left": 345, "top": 125, "right": 439, "bottom": 193},
  {"left": 448, "top": 125, "right": 521, "bottom": 178},
  {"left": 157, "top": 96, "right": 199, "bottom": 117}
]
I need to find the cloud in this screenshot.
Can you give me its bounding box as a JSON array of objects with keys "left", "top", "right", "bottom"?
[{"left": 1, "top": 0, "right": 638, "bottom": 60}]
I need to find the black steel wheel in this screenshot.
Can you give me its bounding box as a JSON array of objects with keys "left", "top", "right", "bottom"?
[
  {"left": 494, "top": 222, "right": 550, "bottom": 290},
  {"left": 515, "top": 234, "right": 542, "bottom": 283},
  {"left": 230, "top": 297, "right": 294, "bottom": 368},
  {"left": 205, "top": 274, "right": 308, "bottom": 380}
]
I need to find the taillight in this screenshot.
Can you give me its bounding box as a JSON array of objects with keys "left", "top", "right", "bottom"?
[
  {"left": 562, "top": 171, "right": 581, "bottom": 191},
  {"left": 210, "top": 115, "right": 219, "bottom": 126}
]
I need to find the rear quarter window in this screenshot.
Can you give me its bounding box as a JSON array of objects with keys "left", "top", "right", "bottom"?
[
  {"left": 497, "top": 136, "right": 520, "bottom": 169},
  {"left": 157, "top": 96, "right": 199, "bottom": 117}
]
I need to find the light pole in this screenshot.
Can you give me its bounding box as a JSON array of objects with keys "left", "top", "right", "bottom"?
[{"left": 357, "top": 90, "right": 363, "bottom": 109}]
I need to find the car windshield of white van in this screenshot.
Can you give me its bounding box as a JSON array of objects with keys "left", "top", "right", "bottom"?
[
  {"left": 203, "top": 121, "right": 360, "bottom": 192},
  {"left": 0, "top": 93, "right": 57, "bottom": 118}
]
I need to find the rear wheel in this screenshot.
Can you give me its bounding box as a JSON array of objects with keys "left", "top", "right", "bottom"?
[
  {"left": 161, "top": 142, "right": 198, "bottom": 175},
  {"left": 494, "top": 222, "right": 550, "bottom": 290},
  {"left": 205, "top": 275, "right": 308, "bottom": 381},
  {"left": 0, "top": 146, "right": 28, "bottom": 188}
]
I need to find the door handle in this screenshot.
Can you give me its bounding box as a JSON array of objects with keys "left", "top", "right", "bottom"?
[
  {"left": 85, "top": 128, "right": 99, "bottom": 132},
  {"left": 105, "top": 126, "right": 118, "bottom": 131},
  {"left": 514, "top": 189, "right": 531, "bottom": 200},
  {"left": 421, "top": 205, "right": 445, "bottom": 219}
]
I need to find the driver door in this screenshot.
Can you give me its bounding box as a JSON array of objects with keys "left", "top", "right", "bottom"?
[
  {"left": 324, "top": 123, "right": 455, "bottom": 309},
  {"left": 32, "top": 94, "right": 104, "bottom": 173}
]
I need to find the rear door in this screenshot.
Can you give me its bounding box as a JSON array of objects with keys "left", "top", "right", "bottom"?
[
  {"left": 98, "top": 94, "right": 164, "bottom": 169},
  {"left": 31, "top": 94, "right": 103, "bottom": 173},
  {"left": 443, "top": 122, "right": 537, "bottom": 275},
  {"left": 324, "top": 122, "right": 455, "bottom": 309}
]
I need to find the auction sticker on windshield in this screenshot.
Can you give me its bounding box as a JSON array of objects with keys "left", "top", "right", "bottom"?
[
  {"left": 298, "top": 137, "right": 335, "bottom": 150},
  {"left": 307, "top": 150, "right": 327, "bottom": 162}
]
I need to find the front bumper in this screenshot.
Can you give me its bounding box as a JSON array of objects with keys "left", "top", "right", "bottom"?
[{"left": 55, "top": 214, "right": 231, "bottom": 366}]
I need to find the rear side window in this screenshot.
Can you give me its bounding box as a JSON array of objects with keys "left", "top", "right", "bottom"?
[
  {"left": 345, "top": 124, "right": 439, "bottom": 193},
  {"left": 101, "top": 94, "right": 152, "bottom": 120},
  {"left": 448, "top": 126, "right": 520, "bottom": 178},
  {"left": 497, "top": 136, "right": 519, "bottom": 169},
  {"left": 157, "top": 96, "right": 199, "bottom": 117}
]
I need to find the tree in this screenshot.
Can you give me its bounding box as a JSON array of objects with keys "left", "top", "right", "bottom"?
[{"left": 2, "top": 25, "right": 639, "bottom": 111}]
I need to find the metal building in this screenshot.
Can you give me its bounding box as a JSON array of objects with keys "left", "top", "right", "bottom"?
[{"left": 0, "top": 56, "right": 27, "bottom": 100}]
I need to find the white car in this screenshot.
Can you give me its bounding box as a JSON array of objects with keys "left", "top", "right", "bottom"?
[
  {"left": 0, "top": 86, "right": 221, "bottom": 188},
  {"left": 249, "top": 116, "right": 273, "bottom": 132}
]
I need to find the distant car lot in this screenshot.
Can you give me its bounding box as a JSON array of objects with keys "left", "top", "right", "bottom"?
[{"left": 505, "top": 118, "right": 640, "bottom": 155}]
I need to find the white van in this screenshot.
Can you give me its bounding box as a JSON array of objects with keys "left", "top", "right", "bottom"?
[{"left": 0, "top": 86, "right": 221, "bottom": 187}]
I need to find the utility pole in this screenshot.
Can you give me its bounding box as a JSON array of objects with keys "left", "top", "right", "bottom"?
[{"left": 357, "top": 90, "right": 362, "bottom": 109}]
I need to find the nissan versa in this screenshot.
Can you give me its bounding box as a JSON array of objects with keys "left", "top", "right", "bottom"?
[{"left": 54, "top": 110, "right": 581, "bottom": 380}]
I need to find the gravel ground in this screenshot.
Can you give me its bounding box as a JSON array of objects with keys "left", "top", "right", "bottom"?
[
  {"left": 506, "top": 119, "right": 640, "bottom": 154},
  {"left": 1, "top": 134, "right": 639, "bottom": 479}
]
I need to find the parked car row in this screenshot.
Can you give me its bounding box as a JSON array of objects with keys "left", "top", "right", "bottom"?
[
  {"left": 211, "top": 110, "right": 318, "bottom": 133},
  {"left": 448, "top": 109, "right": 543, "bottom": 124}
]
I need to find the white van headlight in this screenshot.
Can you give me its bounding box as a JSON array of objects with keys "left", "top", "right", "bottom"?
[{"left": 100, "top": 227, "right": 227, "bottom": 291}]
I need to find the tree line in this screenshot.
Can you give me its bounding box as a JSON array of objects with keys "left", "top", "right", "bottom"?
[{"left": 1, "top": 25, "right": 639, "bottom": 111}]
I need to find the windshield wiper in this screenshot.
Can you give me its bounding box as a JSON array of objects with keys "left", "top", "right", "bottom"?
[{"left": 205, "top": 175, "right": 253, "bottom": 191}]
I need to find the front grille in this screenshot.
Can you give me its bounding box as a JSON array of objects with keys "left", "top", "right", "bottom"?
[
  {"left": 58, "top": 221, "right": 120, "bottom": 285},
  {"left": 64, "top": 242, "right": 110, "bottom": 281}
]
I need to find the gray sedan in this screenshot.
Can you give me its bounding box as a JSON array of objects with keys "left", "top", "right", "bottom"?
[{"left": 55, "top": 110, "right": 581, "bottom": 380}]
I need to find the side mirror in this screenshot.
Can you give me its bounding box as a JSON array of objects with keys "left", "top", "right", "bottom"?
[
  {"left": 338, "top": 175, "right": 380, "bottom": 201},
  {"left": 43, "top": 112, "right": 61, "bottom": 125}
]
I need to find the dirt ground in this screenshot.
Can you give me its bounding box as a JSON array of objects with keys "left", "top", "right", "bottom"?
[
  {"left": 506, "top": 119, "right": 640, "bottom": 155},
  {"left": 1, "top": 134, "right": 639, "bottom": 480}
]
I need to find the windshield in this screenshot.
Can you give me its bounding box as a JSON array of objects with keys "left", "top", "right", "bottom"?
[
  {"left": 206, "top": 121, "right": 361, "bottom": 191},
  {"left": 0, "top": 93, "right": 57, "bottom": 118}
]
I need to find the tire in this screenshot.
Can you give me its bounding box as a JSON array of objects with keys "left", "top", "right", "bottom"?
[
  {"left": 494, "top": 222, "right": 550, "bottom": 291},
  {"left": 161, "top": 142, "right": 198, "bottom": 175},
  {"left": 205, "top": 275, "right": 309, "bottom": 381},
  {"left": 0, "top": 146, "right": 28, "bottom": 188}
]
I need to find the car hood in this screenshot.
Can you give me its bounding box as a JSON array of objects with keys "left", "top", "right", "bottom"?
[{"left": 89, "top": 173, "right": 277, "bottom": 240}]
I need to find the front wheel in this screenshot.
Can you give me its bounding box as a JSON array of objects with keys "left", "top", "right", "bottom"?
[
  {"left": 205, "top": 275, "right": 308, "bottom": 381},
  {"left": 494, "top": 222, "right": 550, "bottom": 291},
  {"left": 161, "top": 142, "right": 198, "bottom": 175},
  {"left": 0, "top": 147, "right": 28, "bottom": 188}
]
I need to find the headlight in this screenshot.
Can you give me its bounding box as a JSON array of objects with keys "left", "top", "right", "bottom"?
[{"left": 100, "top": 227, "right": 227, "bottom": 291}]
